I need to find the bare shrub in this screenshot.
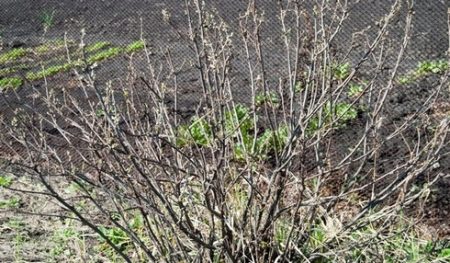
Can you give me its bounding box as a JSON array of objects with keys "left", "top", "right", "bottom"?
[{"left": 1, "top": 0, "right": 449, "bottom": 262}]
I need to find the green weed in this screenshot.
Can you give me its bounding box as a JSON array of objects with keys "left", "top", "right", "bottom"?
[
  {"left": 0, "top": 174, "right": 13, "bottom": 187},
  {"left": 85, "top": 41, "right": 112, "bottom": 53},
  {"left": 439, "top": 248, "right": 450, "bottom": 259},
  {"left": 98, "top": 226, "right": 130, "bottom": 262},
  {"left": 125, "top": 40, "right": 145, "bottom": 54},
  {"left": 26, "top": 63, "right": 72, "bottom": 81},
  {"left": 0, "top": 67, "right": 17, "bottom": 77},
  {"left": 399, "top": 59, "right": 448, "bottom": 84},
  {"left": 0, "top": 196, "right": 21, "bottom": 209},
  {"left": 224, "top": 105, "right": 289, "bottom": 160},
  {"left": 0, "top": 64, "right": 29, "bottom": 77},
  {"left": 308, "top": 224, "right": 327, "bottom": 251},
  {"left": 398, "top": 76, "right": 411, "bottom": 85},
  {"left": 66, "top": 181, "right": 93, "bottom": 194},
  {"left": 327, "top": 102, "right": 358, "bottom": 124},
  {"left": 295, "top": 82, "right": 304, "bottom": 93},
  {"left": 307, "top": 102, "right": 358, "bottom": 135},
  {"left": 0, "top": 48, "right": 27, "bottom": 64},
  {"left": 40, "top": 10, "right": 56, "bottom": 33},
  {"left": 225, "top": 104, "right": 254, "bottom": 137},
  {"left": 274, "top": 220, "right": 291, "bottom": 249},
  {"left": 0, "top": 77, "right": 22, "bottom": 90},
  {"left": 7, "top": 218, "right": 26, "bottom": 262},
  {"left": 255, "top": 91, "right": 280, "bottom": 107},
  {"left": 87, "top": 47, "right": 122, "bottom": 64},
  {"left": 176, "top": 105, "right": 289, "bottom": 160},
  {"left": 254, "top": 125, "right": 289, "bottom": 160},
  {"left": 95, "top": 108, "right": 106, "bottom": 118},
  {"left": 177, "top": 117, "right": 213, "bottom": 147},
  {"left": 225, "top": 105, "right": 254, "bottom": 159},
  {"left": 416, "top": 60, "right": 448, "bottom": 75},
  {"left": 97, "top": 214, "right": 146, "bottom": 261},
  {"left": 7, "top": 218, "right": 25, "bottom": 229},
  {"left": 347, "top": 83, "right": 364, "bottom": 97},
  {"left": 382, "top": 233, "right": 444, "bottom": 262},
  {"left": 333, "top": 62, "right": 351, "bottom": 80},
  {"left": 50, "top": 222, "right": 82, "bottom": 257},
  {"left": 35, "top": 44, "right": 51, "bottom": 54},
  {"left": 228, "top": 185, "right": 249, "bottom": 218}
]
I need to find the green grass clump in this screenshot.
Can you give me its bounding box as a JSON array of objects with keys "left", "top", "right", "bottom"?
[
  {"left": 416, "top": 60, "right": 448, "bottom": 75},
  {"left": 399, "top": 59, "right": 449, "bottom": 84},
  {"left": 224, "top": 105, "right": 254, "bottom": 159},
  {"left": 0, "top": 64, "right": 29, "bottom": 78},
  {"left": 50, "top": 222, "right": 82, "bottom": 257},
  {"left": 254, "top": 125, "right": 289, "bottom": 160},
  {"left": 0, "top": 77, "right": 23, "bottom": 90},
  {"left": 40, "top": 10, "right": 55, "bottom": 33},
  {"left": 225, "top": 104, "right": 254, "bottom": 137},
  {"left": 26, "top": 63, "right": 73, "bottom": 81},
  {"left": 125, "top": 40, "right": 145, "bottom": 54},
  {"left": 255, "top": 91, "right": 280, "bottom": 107},
  {"left": 347, "top": 83, "right": 364, "bottom": 97},
  {"left": 35, "top": 44, "right": 52, "bottom": 54},
  {"left": 307, "top": 102, "right": 358, "bottom": 135},
  {"left": 0, "top": 175, "right": 13, "bottom": 187},
  {"left": 379, "top": 231, "right": 450, "bottom": 262},
  {"left": 87, "top": 47, "right": 122, "bottom": 64},
  {"left": 0, "top": 67, "right": 18, "bottom": 77},
  {"left": 34, "top": 39, "right": 73, "bottom": 55},
  {"left": 97, "top": 215, "right": 146, "bottom": 260},
  {"left": 85, "top": 41, "right": 111, "bottom": 53},
  {"left": 177, "top": 117, "right": 213, "bottom": 147},
  {"left": 0, "top": 196, "right": 21, "bottom": 209},
  {"left": 0, "top": 48, "right": 27, "bottom": 64},
  {"left": 176, "top": 105, "right": 290, "bottom": 160},
  {"left": 333, "top": 62, "right": 351, "bottom": 80},
  {"left": 0, "top": 40, "right": 143, "bottom": 86}
]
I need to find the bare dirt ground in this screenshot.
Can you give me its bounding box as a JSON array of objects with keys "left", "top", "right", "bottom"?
[{"left": 0, "top": 0, "right": 450, "bottom": 261}]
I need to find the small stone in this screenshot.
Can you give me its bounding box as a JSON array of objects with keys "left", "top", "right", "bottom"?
[
  {"left": 9, "top": 39, "right": 26, "bottom": 48},
  {"left": 431, "top": 162, "right": 440, "bottom": 170}
]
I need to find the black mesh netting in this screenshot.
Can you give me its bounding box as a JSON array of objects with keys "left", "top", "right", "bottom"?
[{"left": 0, "top": 0, "right": 450, "bottom": 261}]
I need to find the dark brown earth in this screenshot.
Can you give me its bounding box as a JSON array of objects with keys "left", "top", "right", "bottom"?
[
  {"left": 0, "top": 0, "right": 448, "bottom": 102},
  {"left": 0, "top": 1, "right": 449, "bottom": 258},
  {"left": 1, "top": 0, "right": 448, "bottom": 80}
]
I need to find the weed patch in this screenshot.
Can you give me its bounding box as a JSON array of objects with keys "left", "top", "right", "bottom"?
[
  {"left": 85, "top": 41, "right": 112, "bottom": 53},
  {"left": 97, "top": 215, "right": 147, "bottom": 261},
  {"left": 399, "top": 59, "right": 448, "bottom": 84},
  {"left": 0, "top": 174, "right": 13, "bottom": 187},
  {"left": 34, "top": 39, "right": 69, "bottom": 55},
  {"left": 333, "top": 62, "right": 351, "bottom": 80},
  {"left": 124, "top": 40, "right": 145, "bottom": 54},
  {"left": 87, "top": 47, "right": 122, "bottom": 64},
  {"left": 26, "top": 63, "right": 73, "bottom": 81},
  {"left": 0, "top": 67, "right": 17, "bottom": 77},
  {"left": 0, "top": 196, "right": 21, "bottom": 209},
  {"left": 347, "top": 83, "right": 364, "bottom": 97},
  {"left": 50, "top": 221, "right": 82, "bottom": 258},
  {"left": 255, "top": 91, "right": 280, "bottom": 107},
  {"left": 307, "top": 102, "right": 358, "bottom": 135},
  {"left": 0, "top": 40, "right": 145, "bottom": 87},
  {"left": 40, "top": 10, "right": 55, "bottom": 34},
  {"left": 177, "top": 117, "right": 213, "bottom": 147},
  {"left": 0, "top": 77, "right": 22, "bottom": 90},
  {"left": 0, "top": 48, "right": 27, "bottom": 64}
]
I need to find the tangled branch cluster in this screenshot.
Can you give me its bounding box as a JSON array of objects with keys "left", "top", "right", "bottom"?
[{"left": 1, "top": 0, "right": 449, "bottom": 262}]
